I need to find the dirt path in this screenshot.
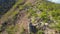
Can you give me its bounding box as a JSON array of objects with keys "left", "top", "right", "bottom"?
[
  {"left": 15, "top": 9, "right": 30, "bottom": 34},
  {"left": 15, "top": 0, "right": 37, "bottom": 34},
  {"left": 17, "top": 10, "right": 29, "bottom": 29}
]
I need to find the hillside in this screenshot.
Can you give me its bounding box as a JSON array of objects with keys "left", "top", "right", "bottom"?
[
  {"left": 0, "top": 0, "right": 16, "bottom": 17},
  {"left": 0, "top": 0, "right": 60, "bottom": 34}
]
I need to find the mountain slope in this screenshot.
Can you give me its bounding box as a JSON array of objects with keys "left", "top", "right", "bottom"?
[{"left": 0, "top": 0, "right": 60, "bottom": 34}]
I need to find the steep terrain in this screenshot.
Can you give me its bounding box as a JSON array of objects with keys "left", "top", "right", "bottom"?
[
  {"left": 0, "top": 0, "right": 16, "bottom": 17},
  {"left": 0, "top": 0, "right": 60, "bottom": 34}
]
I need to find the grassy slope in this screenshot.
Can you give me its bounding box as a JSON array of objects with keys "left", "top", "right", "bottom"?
[
  {"left": 0, "top": 0, "right": 24, "bottom": 24},
  {"left": 27, "top": 0, "right": 60, "bottom": 32},
  {"left": 0, "top": 0, "right": 60, "bottom": 34}
]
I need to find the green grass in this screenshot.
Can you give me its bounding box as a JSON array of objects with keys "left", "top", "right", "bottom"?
[
  {"left": 0, "top": 0, "right": 60, "bottom": 34},
  {"left": 37, "top": 30, "right": 43, "bottom": 34},
  {"left": 0, "top": 0, "right": 24, "bottom": 24},
  {"left": 27, "top": 0, "right": 60, "bottom": 31},
  {"left": 5, "top": 25, "right": 18, "bottom": 34},
  {"left": 20, "top": 27, "right": 25, "bottom": 34}
]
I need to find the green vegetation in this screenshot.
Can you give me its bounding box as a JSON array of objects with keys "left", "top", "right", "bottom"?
[
  {"left": 0, "top": 0, "right": 24, "bottom": 24},
  {"left": 1, "top": 0, "right": 60, "bottom": 34},
  {"left": 28, "top": 0, "right": 60, "bottom": 30},
  {"left": 27, "top": 0, "right": 60, "bottom": 33},
  {"left": 6, "top": 25, "right": 17, "bottom": 34},
  {"left": 37, "top": 30, "right": 43, "bottom": 34},
  {"left": 20, "top": 27, "right": 25, "bottom": 34}
]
